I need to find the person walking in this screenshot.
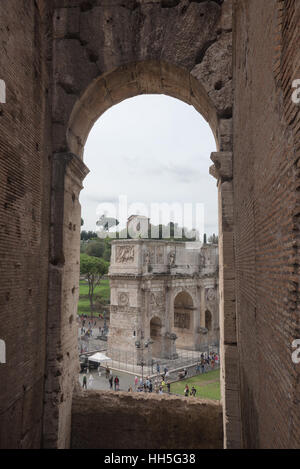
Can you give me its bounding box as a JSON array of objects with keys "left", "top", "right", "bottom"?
[
  {"left": 109, "top": 375, "right": 113, "bottom": 390},
  {"left": 134, "top": 375, "right": 138, "bottom": 390},
  {"left": 191, "top": 386, "right": 197, "bottom": 397},
  {"left": 82, "top": 374, "right": 87, "bottom": 390},
  {"left": 114, "top": 375, "right": 120, "bottom": 391},
  {"left": 156, "top": 363, "right": 160, "bottom": 374},
  {"left": 88, "top": 374, "right": 94, "bottom": 389},
  {"left": 184, "top": 385, "right": 189, "bottom": 397},
  {"left": 149, "top": 380, "right": 153, "bottom": 393},
  {"left": 146, "top": 377, "right": 150, "bottom": 391},
  {"left": 167, "top": 382, "right": 171, "bottom": 394},
  {"left": 206, "top": 355, "right": 210, "bottom": 368}
]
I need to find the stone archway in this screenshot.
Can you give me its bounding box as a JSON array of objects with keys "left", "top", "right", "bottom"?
[
  {"left": 173, "top": 290, "right": 195, "bottom": 349},
  {"left": 150, "top": 316, "right": 163, "bottom": 358},
  {"left": 45, "top": 0, "right": 239, "bottom": 449}
]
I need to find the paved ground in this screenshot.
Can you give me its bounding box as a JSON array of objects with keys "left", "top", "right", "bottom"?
[
  {"left": 78, "top": 321, "right": 108, "bottom": 354},
  {"left": 79, "top": 368, "right": 136, "bottom": 392},
  {"left": 79, "top": 362, "right": 220, "bottom": 395}
]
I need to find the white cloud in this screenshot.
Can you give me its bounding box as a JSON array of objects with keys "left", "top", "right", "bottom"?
[{"left": 81, "top": 94, "right": 218, "bottom": 235}]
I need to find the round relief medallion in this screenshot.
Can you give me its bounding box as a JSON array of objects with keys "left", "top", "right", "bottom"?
[
  {"left": 206, "top": 288, "right": 216, "bottom": 301},
  {"left": 118, "top": 292, "right": 129, "bottom": 306}
]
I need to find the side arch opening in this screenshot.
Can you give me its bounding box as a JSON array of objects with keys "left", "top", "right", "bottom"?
[{"left": 150, "top": 316, "right": 163, "bottom": 358}]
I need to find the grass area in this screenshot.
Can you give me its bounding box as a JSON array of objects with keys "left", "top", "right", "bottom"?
[
  {"left": 78, "top": 279, "right": 110, "bottom": 300},
  {"left": 170, "top": 369, "right": 220, "bottom": 401},
  {"left": 77, "top": 278, "right": 110, "bottom": 315}
]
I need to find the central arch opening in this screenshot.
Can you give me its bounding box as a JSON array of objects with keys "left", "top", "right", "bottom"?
[{"left": 173, "top": 291, "right": 195, "bottom": 350}]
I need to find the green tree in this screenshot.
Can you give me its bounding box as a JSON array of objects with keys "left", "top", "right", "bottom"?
[
  {"left": 85, "top": 240, "right": 105, "bottom": 258},
  {"left": 80, "top": 230, "right": 98, "bottom": 241},
  {"left": 80, "top": 254, "right": 109, "bottom": 317},
  {"left": 102, "top": 238, "right": 112, "bottom": 261}
]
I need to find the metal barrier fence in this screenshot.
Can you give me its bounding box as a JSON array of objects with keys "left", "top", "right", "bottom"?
[
  {"left": 78, "top": 327, "right": 219, "bottom": 377},
  {"left": 89, "top": 347, "right": 219, "bottom": 378}
]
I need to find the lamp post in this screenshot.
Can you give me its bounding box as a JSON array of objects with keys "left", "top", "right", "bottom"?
[
  {"left": 103, "top": 310, "right": 107, "bottom": 335},
  {"left": 135, "top": 331, "right": 153, "bottom": 382}
]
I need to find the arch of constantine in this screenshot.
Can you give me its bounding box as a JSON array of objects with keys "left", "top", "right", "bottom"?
[
  {"left": 0, "top": 0, "right": 299, "bottom": 450},
  {"left": 108, "top": 239, "right": 219, "bottom": 363}
]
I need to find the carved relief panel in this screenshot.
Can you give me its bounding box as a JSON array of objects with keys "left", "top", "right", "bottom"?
[
  {"left": 116, "top": 245, "right": 135, "bottom": 263},
  {"left": 144, "top": 248, "right": 155, "bottom": 265},
  {"left": 149, "top": 291, "right": 165, "bottom": 307},
  {"left": 205, "top": 288, "right": 216, "bottom": 302},
  {"left": 155, "top": 246, "right": 164, "bottom": 264}
]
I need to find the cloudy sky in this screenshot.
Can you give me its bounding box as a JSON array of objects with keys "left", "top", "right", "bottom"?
[{"left": 80, "top": 94, "right": 218, "bottom": 238}]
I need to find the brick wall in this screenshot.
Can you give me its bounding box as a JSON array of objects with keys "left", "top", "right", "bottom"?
[
  {"left": 233, "top": 0, "right": 300, "bottom": 448},
  {"left": 0, "top": 0, "right": 52, "bottom": 448}
]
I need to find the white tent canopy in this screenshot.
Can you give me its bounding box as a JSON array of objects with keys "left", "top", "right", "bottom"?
[{"left": 88, "top": 352, "right": 110, "bottom": 363}]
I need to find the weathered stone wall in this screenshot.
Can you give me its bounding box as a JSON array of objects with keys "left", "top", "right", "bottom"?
[
  {"left": 233, "top": 0, "right": 300, "bottom": 448},
  {"left": 51, "top": 0, "right": 233, "bottom": 156},
  {"left": 71, "top": 389, "right": 223, "bottom": 449},
  {"left": 0, "top": 0, "right": 52, "bottom": 448},
  {"left": 43, "top": 152, "right": 88, "bottom": 448}
]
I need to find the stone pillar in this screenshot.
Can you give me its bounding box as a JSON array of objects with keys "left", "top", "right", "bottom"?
[
  {"left": 210, "top": 150, "right": 242, "bottom": 449},
  {"left": 163, "top": 333, "right": 178, "bottom": 360},
  {"left": 162, "top": 284, "right": 177, "bottom": 359},
  {"left": 43, "top": 152, "right": 89, "bottom": 449},
  {"left": 192, "top": 301, "right": 200, "bottom": 350},
  {"left": 194, "top": 295, "right": 201, "bottom": 351}
]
